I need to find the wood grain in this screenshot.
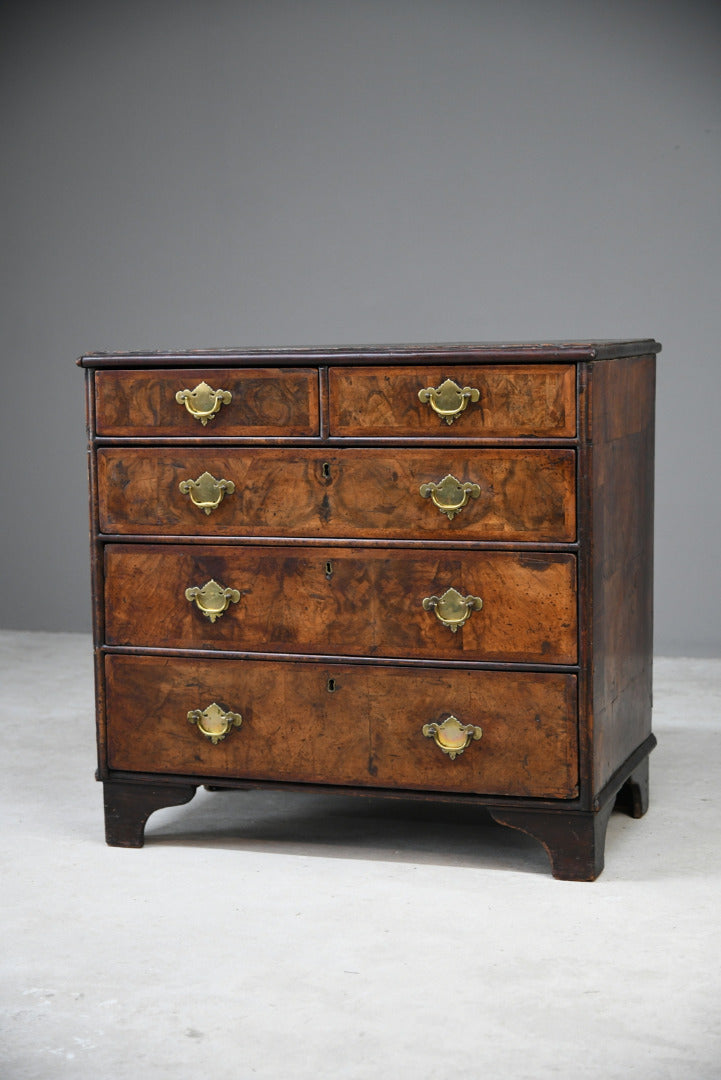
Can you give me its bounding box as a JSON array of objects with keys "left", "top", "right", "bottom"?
[
  {"left": 97, "top": 446, "right": 576, "bottom": 542},
  {"left": 329, "top": 364, "right": 576, "bottom": 437},
  {"left": 95, "top": 367, "right": 320, "bottom": 436},
  {"left": 79, "top": 340, "right": 661, "bottom": 368},
  {"left": 583, "top": 354, "right": 655, "bottom": 793},
  {"left": 104, "top": 544, "right": 577, "bottom": 663},
  {"left": 82, "top": 341, "right": 659, "bottom": 877},
  {"left": 489, "top": 803, "right": 614, "bottom": 880},
  {"left": 105, "top": 655, "right": 578, "bottom": 798}
]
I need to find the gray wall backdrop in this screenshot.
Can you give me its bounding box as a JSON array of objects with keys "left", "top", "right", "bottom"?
[{"left": 2, "top": 0, "right": 720, "bottom": 655}]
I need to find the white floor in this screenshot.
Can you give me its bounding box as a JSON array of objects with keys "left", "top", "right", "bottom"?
[{"left": 1, "top": 631, "right": 719, "bottom": 1080}]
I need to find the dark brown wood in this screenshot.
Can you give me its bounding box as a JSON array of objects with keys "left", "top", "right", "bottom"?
[
  {"left": 614, "top": 756, "right": 650, "bottom": 818},
  {"left": 82, "top": 339, "right": 658, "bottom": 878},
  {"left": 103, "top": 780, "right": 197, "bottom": 847},
  {"left": 489, "top": 802, "right": 615, "bottom": 881},
  {"left": 84, "top": 370, "right": 110, "bottom": 775},
  {"left": 96, "top": 446, "right": 577, "bottom": 542},
  {"left": 78, "top": 339, "right": 662, "bottom": 368},
  {"left": 489, "top": 734, "right": 654, "bottom": 879},
  {"left": 584, "top": 354, "right": 656, "bottom": 793},
  {"left": 95, "top": 367, "right": 320, "bottom": 437},
  {"left": 104, "top": 543, "right": 578, "bottom": 664},
  {"left": 104, "top": 654, "right": 578, "bottom": 799},
  {"left": 329, "top": 364, "right": 576, "bottom": 437}
]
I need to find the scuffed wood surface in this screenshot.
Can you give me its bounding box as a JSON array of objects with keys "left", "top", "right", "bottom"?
[
  {"left": 105, "top": 654, "right": 578, "bottom": 798},
  {"left": 330, "top": 364, "right": 576, "bottom": 437},
  {"left": 585, "top": 354, "right": 655, "bottom": 791},
  {"left": 104, "top": 544, "right": 577, "bottom": 664},
  {"left": 97, "top": 446, "right": 576, "bottom": 542},
  {"left": 95, "top": 367, "right": 319, "bottom": 437}
]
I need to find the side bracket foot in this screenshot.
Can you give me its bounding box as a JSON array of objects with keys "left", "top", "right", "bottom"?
[{"left": 614, "top": 757, "right": 650, "bottom": 819}]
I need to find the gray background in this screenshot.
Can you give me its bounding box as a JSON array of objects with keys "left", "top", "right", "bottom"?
[{"left": 1, "top": 0, "right": 719, "bottom": 655}]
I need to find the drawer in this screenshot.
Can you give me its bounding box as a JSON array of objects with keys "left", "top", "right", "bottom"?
[
  {"left": 97, "top": 447, "right": 576, "bottom": 542},
  {"left": 329, "top": 364, "right": 576, "bottom": 437},
  {"left": 95, "top": 367, "right": 320, "bottom": 436},
  {"left": 104, "top": 544, "right": 578, "bottom": 664},
  {"left": 105, "top": 655, "right": 579, "bottom": 798}
]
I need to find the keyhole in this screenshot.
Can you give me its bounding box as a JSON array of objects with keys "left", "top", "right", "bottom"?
[
  {"left": 321, "top": 461, "right": 331, "bottom": 480},
  {"left": 325, "top": 560, "right": 333, "bottom": 579},
  {"left": 327, "top": 678, "right": 337, "bottom": 693}
]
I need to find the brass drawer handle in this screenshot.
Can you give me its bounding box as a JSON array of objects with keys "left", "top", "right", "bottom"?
[
  {"left": 422, "top": 587, "right": 483, "bottom": 632},
  {"left": 418, "top": 378, "right": 480, "bottom": 424},
  {"left": 422, "top": 715, "right": 482, "bottom": 760},
  {"left": 187, "top": 702, "right": 243, "bottom": 744},
  {"left": 175, "top": 381, "right": 232, "bottom": 425},
  {"left": 179, "top": 471, "right": 235, "bottom": 514},
  {"left": 185, "top": 579, "right": 240, "bottom": 622},
  {"left": 419, "top": 473, "right": 480, "bottom": 520}
]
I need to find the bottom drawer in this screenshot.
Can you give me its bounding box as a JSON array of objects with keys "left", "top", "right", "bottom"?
[{"left": 105, "top": 655, "right": 578, "bottom": 799}]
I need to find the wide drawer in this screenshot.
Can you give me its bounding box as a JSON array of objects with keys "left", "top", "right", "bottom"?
[
  {"left": 95, "top": 367, "right": 320, "bottom": 437},
  {"left": 104, "top": 544, "right": 578, "bottom": 664},
  {"left": 97, "top": 447, "right": 576, "bottom": 542},
  {"left": 105, "top": 655, "right": 579, "bottom": 798},
  {"left": 329, "top": 364, "right": 576, "bottom": 437}
]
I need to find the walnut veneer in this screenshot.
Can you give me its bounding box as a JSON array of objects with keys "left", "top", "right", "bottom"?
[{"left": 80, "top": 340, "right": 659, "bottom": 879}]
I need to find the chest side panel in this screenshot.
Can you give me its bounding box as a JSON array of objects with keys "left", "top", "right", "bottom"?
[{"left": 585, "top": 354, "right": 655, "bottom": 793}]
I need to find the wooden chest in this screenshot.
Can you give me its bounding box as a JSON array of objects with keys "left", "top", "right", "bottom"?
[{"left": 79, "top": 340, "right": 659, "bottom": 879}]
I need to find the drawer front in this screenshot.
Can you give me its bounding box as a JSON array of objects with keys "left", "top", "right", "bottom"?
[
  {"left": 105, "top": 655, "right": 578, "bottom": 798},
  {"left": 329, "top": 364, "right": 576, "bottom": 437},
  {"left": 95, "top": 367, "right": 320, "bottom": 436},
  {"left": 104, "top": 544, "right": 578, "bottom": 664},
  {"left": 97, "top": 447, "right": 576, "bottom": 542}
]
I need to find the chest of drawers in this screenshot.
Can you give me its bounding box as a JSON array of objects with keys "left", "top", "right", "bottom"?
[{"left": 79, "top": 340, "right": 658, "bottom": 879}]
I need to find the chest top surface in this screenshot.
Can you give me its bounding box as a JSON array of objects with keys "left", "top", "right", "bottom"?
[{"left": 78, "top": 339, "right": 660, "bottom": 367}]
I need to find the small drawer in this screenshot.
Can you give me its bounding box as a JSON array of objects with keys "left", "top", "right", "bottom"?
[
  {"left": 104, "top": 544, "right": 578, "bottom": 664},
  {"left": 97, "top": 446, "right": 576, "bottom": 542},
  {"left": 95, "top": 367, "right": 320, "bottom": 437},
  {"left": 105, "top": 655, "right": 578, "bottom": 799},
  {"left": 329, "top": 364, "right": 576, "bottom": 438}
]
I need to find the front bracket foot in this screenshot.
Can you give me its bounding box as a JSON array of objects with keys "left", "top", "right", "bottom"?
[
  {"left": 489, "top": 802, "right": 616, "bottom": 881},
  {"left": 103, "top": 780, "right": 197, "bottom": 847}
]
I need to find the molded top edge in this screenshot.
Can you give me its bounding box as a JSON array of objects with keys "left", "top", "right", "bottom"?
[{"left": 78, "top": 339, "right": 661, "bottom": 367}]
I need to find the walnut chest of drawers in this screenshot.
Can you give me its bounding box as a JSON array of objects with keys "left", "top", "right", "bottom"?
[{"left": 79, "top": 340, "right": 659, "bottom": 879}]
